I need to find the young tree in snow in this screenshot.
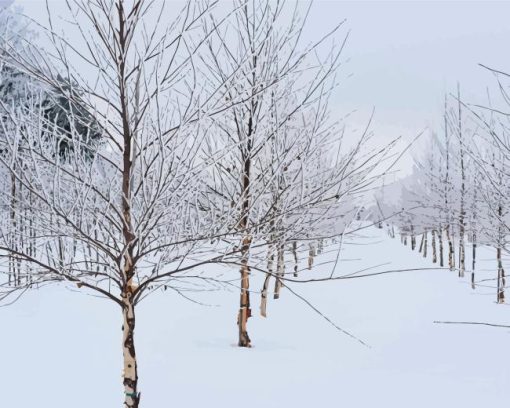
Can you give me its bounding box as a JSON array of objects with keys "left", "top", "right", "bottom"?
[
  {"left": 444, "top": 84, "right": 470, "bottom": 278},
  {"left": 0, "top": 2, "right": 249, "bottom": 406},
  {"left": 200, "top": 0, "right": 349, "bottom": 347},
  {"left": 200, "top": 0, "right": 398, "bottom": 347}
]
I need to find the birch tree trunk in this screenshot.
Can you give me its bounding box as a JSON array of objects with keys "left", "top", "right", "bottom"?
[
  {"left": 443, "top": 95, "right": 453, "bottom": 271},
  {"left": 260, "top": 243, "right": 274, "bottom": 317},
  {"left": 118, "top": 1, "right": 141, "bottom": 395},
  {"left": 446, "top": 225, "right": 455, "bottom": 270},
  {"left": 9, "top": 171, "right": 18, "bottom": 285},
  {"left": 423, "top": 231, "right": 428, "bottom": 258},
  {"left": 235, "top": 57, "right": 255, "bottom": 346},
  {"left": 457, "top": 83, "right": 466, "bottom": 278},
  {"left": 497, "top": 246, "right": 506, "bottom": 304},
  {"left": 458, "top": 235, "right": 465, "bottom": 278},
  {"left": 292, "top": 241, "right": 298, "bottom": 277},
  {"left": 238, "top": 235, "right": 252, "bottom": 347},
  {"left": 497, "top": 205, "right": 506, "bottom": 303},
  {"left": 273, "top": 244, "right": 284, "bottom": 299},
  {"left": 122, "top": 292, "right": 139, "bottom": 408},
  {"left": 438, "top": 224, "right": 444, "bottom": 267},
  {"left": 471, "top": 230, "right": 476, "bottom": 289},
  {"left": 471, "top": 185, "right": 478, "bottom": 288},
  {"left": 431, "top": 230, "right": 437, "bottom": 263},
  {"left": 308, "top": 243, "right": 315, "bottom": 270}
]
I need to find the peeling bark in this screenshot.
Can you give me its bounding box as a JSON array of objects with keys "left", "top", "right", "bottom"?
[{"left": 122, "top": 290, "right": 139, "bottom": 408}]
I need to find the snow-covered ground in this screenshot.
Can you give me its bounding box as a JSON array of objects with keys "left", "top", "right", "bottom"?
[{"left": 1, "top": 226, "right": 509, "bottom": 407}]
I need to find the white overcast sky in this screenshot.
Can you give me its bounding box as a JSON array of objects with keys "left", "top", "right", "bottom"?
[{"left": 4, "top": 0, "right": 510, "bottom": 173}]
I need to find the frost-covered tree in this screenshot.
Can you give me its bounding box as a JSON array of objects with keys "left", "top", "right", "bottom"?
[
  {"left": 0, "top": 9, "right": 103, "bottom": 286},
  {"left": 0, "top": 2, "right": 248, "bottom": 406},
  {"left": 200, "top": 0, "right": 395, "bottom": 347},
  {"left": 200, "top": 0, "right": 347, "bottom": 347}
]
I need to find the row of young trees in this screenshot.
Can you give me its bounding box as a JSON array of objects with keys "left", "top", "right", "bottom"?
[
  {"left": 0, "top": 2, "right": 396, "bottom": 407},
  {"left": 378, "top": 78, "right": 510, "bottom": 305}
]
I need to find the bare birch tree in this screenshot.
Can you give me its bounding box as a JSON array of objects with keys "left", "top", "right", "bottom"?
[
  {"left": 0, "top": 2, "right": 246, "bottom": 406},
  {"left": 200, "top": 0, "right": 348, "bottom": 347}
]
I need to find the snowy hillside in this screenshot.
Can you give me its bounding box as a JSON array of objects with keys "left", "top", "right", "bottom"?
[{"left": 1, "top": 225, "right": 508, "bottom": 408}]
